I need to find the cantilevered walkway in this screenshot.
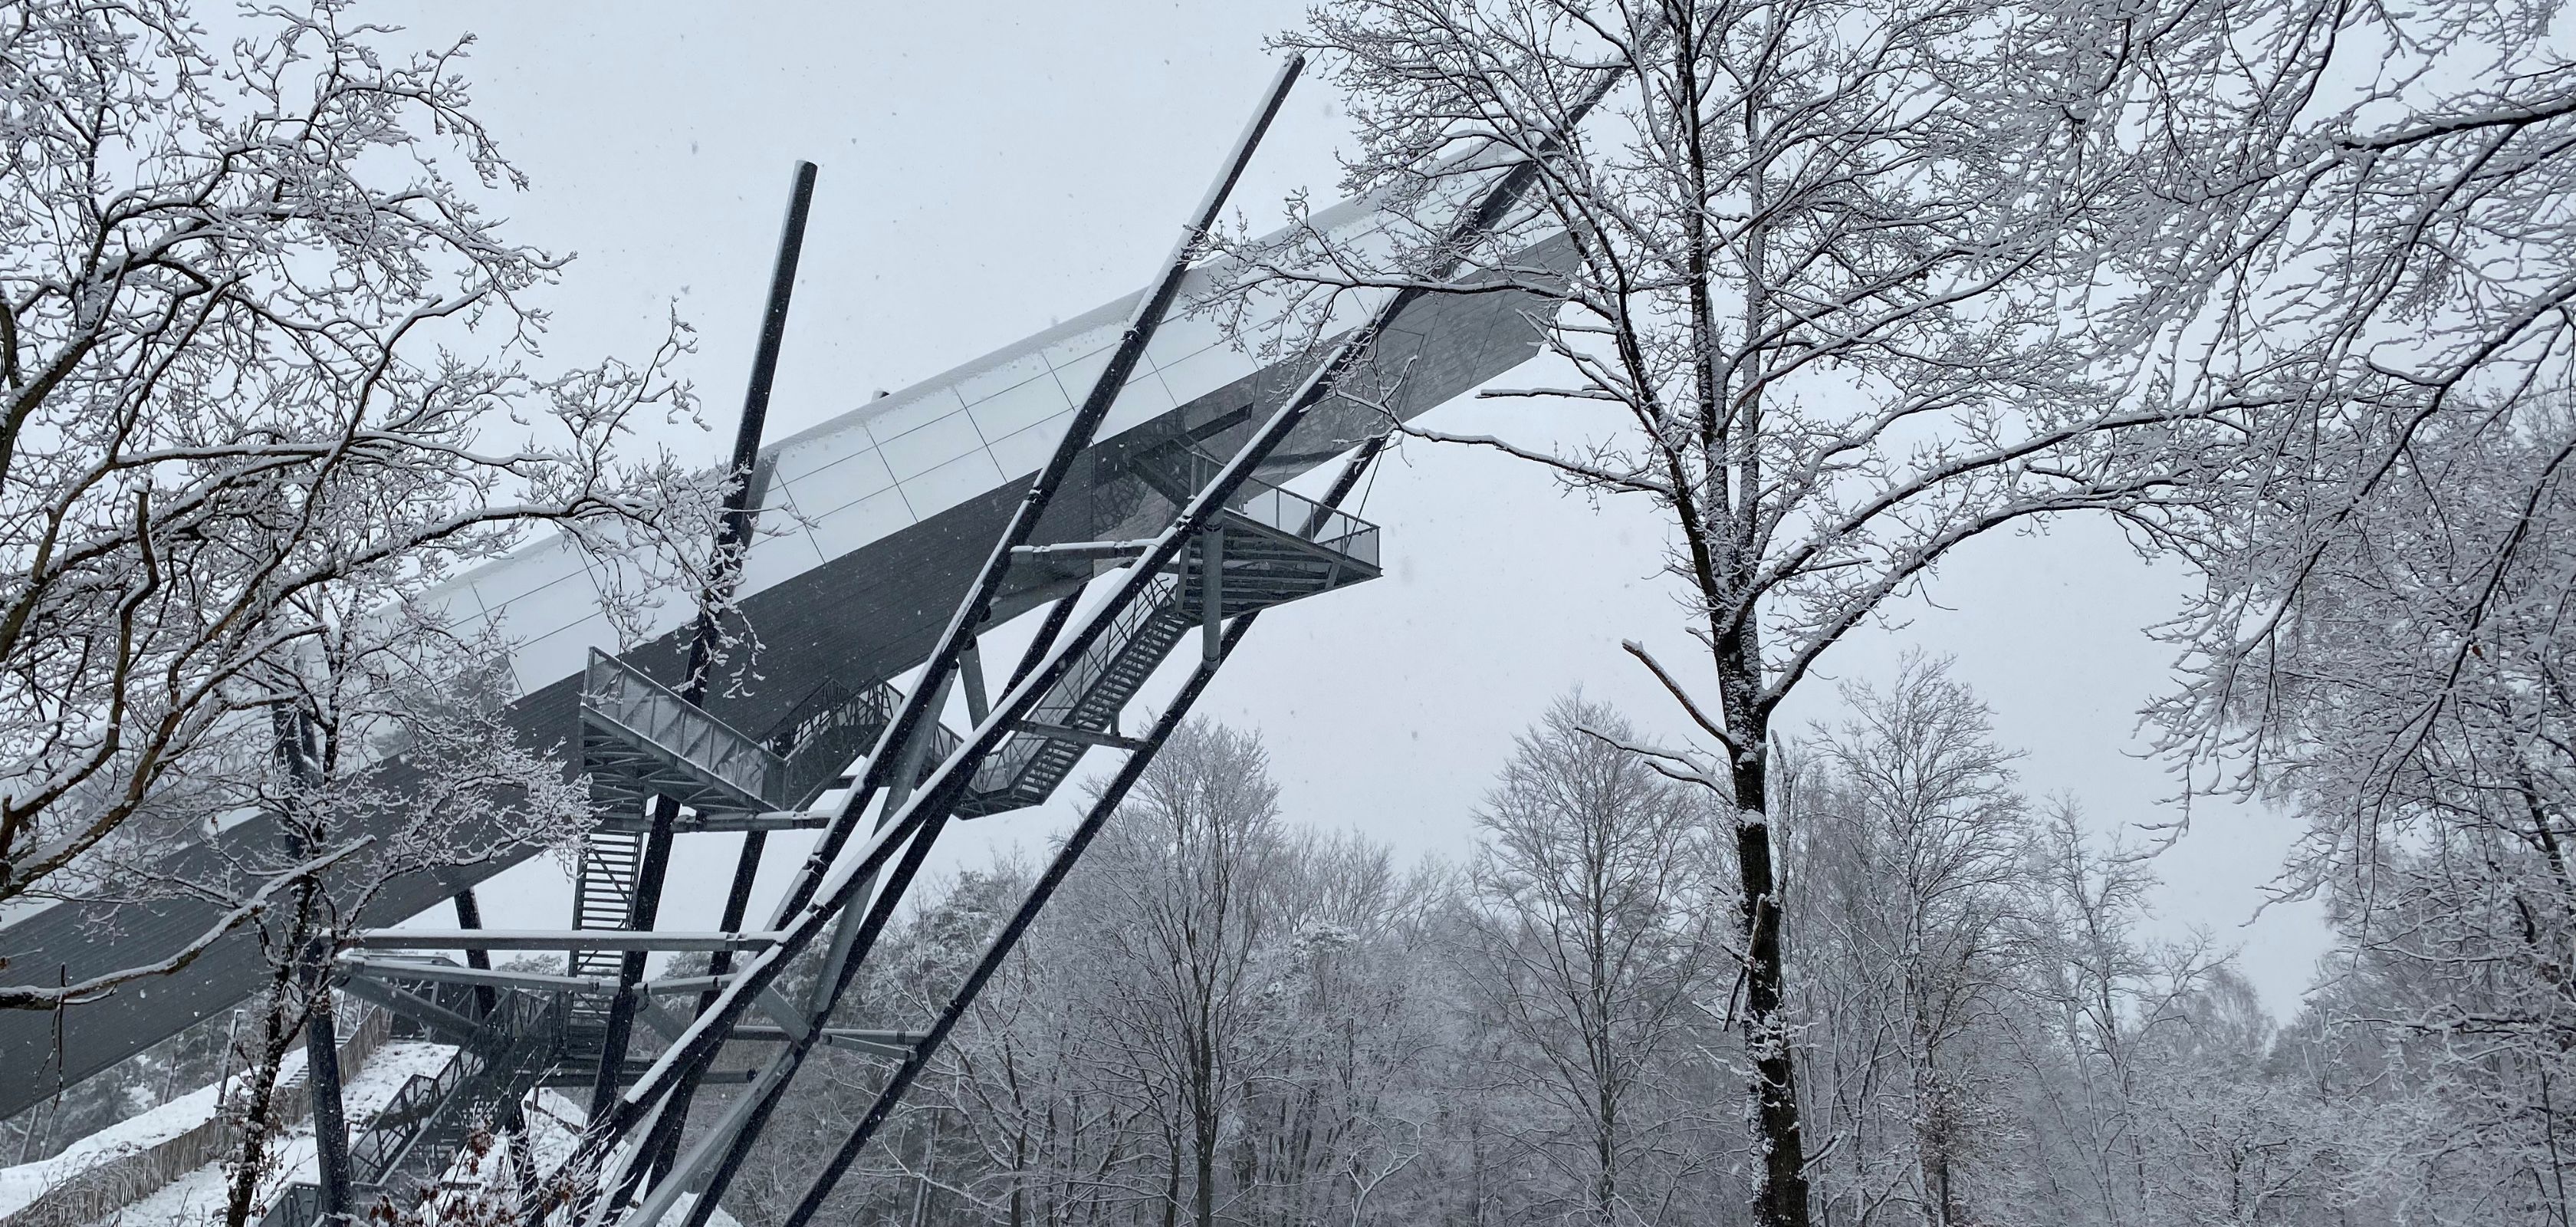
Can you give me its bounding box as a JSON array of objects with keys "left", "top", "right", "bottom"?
[{"left": 0, "top": 199, "right": 1567, "bottom": 1121}]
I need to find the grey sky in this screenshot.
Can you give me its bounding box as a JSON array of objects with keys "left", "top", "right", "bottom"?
[{"left": 372, "top": 1, "right": 2329, "bottom": 1015}]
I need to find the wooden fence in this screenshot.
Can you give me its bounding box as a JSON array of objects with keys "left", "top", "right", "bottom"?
[{"left": 0, "top": 1008, "right": 392, "bottom": 1227}]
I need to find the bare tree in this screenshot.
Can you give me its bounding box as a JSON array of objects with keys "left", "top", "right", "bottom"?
[
  {"left": 1234, "top": 835, "right": 1451, "bottom": 1227},
  {"left": 1079, "top": 719, "right": 1296, "bottom": 1227},
  {"left": 0, "top": 0, "right": 712, "bottom": 1010},
  {"left": 208, "top": 610, "right": 593, "bottom": 1227},
  {"left": 1221, "top": 5, "right": 2195, "bottom": 1219},
  {"left": 1460, "top": 696, "right": 1727, "bottom": 1227},
  {"left": 2153, "top": 398, "right": 2576, "bottom": 1224},
  {"left": 2033, "top": 2, "right": 2576, "bottom": 1219},
  {"left": 1792, "top": 655, "right": 2030, "bottom": 1227},
  {"left": 2013, "top": 804, "right": 2227, "bottom": 1227}
]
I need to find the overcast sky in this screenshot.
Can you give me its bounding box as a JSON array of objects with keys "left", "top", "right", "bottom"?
[{"left": 367, "top": 1, "right": 2331, "bottom": 1015}]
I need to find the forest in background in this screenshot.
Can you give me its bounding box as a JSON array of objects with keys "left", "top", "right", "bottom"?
[
  {"left": 714, "top": 655, "right": 2555, "bottom": 1227},
  {"left": 1, "top": 0, "right": 2571, "bottom": 1223}
]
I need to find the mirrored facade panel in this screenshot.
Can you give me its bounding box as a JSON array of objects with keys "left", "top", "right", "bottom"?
[
  {"left": 803, "top": 486, "right": 916, "bottom": 564},
  {"left": 964, "top": 368, "right": 1077, "bottom": 443},
  {"left": 986, "top": 408, "right": 1076, "bottom": 480},
  {"left": 782, "top": 444, "right": 899, "bottom": 520}
]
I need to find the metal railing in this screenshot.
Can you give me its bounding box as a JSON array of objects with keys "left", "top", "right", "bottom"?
[
  {"left": 767, "top": 676, "right": 964, "bottom": 808},
  {"left": 971, "top": 574, "right": 1182, "bottom": 798},
  {"left": 583, "top": 651, "right": 785, "bottom": 806},
  {"left": 1155, "top": 449, "right": 1381, "bottom": 567},
  {"left": 1240, "top": 479, "right": 1379, "bottom": 567},
  {"left": 347, "top": 990, "right": 559, "bottom": 1189},
  {"left": 768, "top": 679, "right": 887, "bottom": 808}
]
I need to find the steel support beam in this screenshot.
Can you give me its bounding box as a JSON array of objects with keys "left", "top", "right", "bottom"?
[
  {"left": 587, "top": 158, "right": 819, "bottom": 1119},
  {"left": 751, "top": 52, "right": 1635, "bottom": 1224},
  {"left": 1201, "top": 525, "right": 1224, "bottom": 662},
  {"left": 644, "top": 975, "right": 741, "bottom": 996},
  {"left": 274, "top": 706, "right": 355, "bottom": 1227},
  {"left": 451, "top": 890, "right": 501, "bottom": 1017},
  {"left": 582, "top": 61, "right": 1311, "bottom": 1227},
  {"left": 300, "top": 945, "right": 354, "bottom": 1227},
  {"left": 601, "top": 811, "right": 826, "bottom": 834},
  {"left": 774, "top": 617, "right": 1255, "bottom": 1227},
  {"left": 340, "top": 957, "right": 628, "bottom": 997},
  {"left": 350, "top": 931, "right": 784, "bottom": 953},
  {"left": 334, "top": 974, "right": 487, "bottom": 1045},
  {"left": 1008, "top": 539, "right": 1156, "bottom": 561}
]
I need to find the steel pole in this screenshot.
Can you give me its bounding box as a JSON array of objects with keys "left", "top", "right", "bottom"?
[
  {"left": 586, "top": 160, "right": 820, "bottom": 1118},
  {"left": 759, "top": 55, "right": 1305, "bottom": 930},
  {"left": 774, "top": 615, "right": 1256, "bottom": 1227},
  {"left": 577, "top": 62, "right": 1306, "bottom": 1224},
  {"left": 773, "top": 327, "right": 1415, "bottom": 1227}
]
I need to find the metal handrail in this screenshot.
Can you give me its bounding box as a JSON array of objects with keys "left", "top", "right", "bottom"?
[
  {"left": 771, "top": 680, "right": 889, "bottom": 806},
  {"left": 583, "top": 651, "right": 785, "bottom": 804},
  {"left": 350, "top": 990, "right": 559, "bottom": 1187},
  {"left": 970, "top": 574, "right": 1181, "bottom": 798},
  {"left": 1159, "top": 449, "right": 1380, "bottom": 565}
]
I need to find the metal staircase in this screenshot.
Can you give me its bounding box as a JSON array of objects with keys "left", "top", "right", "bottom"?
[
  {"left": 569, "top": 661, "right": 958, "bottom": 978},
  {"left": 577, "top": 654, "right": 792, "bottom": 818},
  {"left": 566, "top": 457, "right": 1375, "bottom": 833},
  {"left": 577, "top": 660, "right": 959, "bottom": 832},
  {"left": 263, "top": 992, "right": 567, "bottom": 1227},
  {"left": 957, "top": 467, "right": 1379, "bottom": 817},
  {"left": 569, "top": 831, "right": 645, "bottom": 984}
]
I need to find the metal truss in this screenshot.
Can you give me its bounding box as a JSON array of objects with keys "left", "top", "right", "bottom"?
[{"left": 260, "top": 44, "right": 1628, "bottom": 1227}]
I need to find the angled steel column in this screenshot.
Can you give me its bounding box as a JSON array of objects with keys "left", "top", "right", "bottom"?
[
  {"left": 752, "top": 55, "right": 1636, "bottom": 1218},
  {"left": 761, "top": 54, "right": 1305, "bottom": 931},
  {"left": 774, "top": 350, "right": 1412, "bottom": 1227},
  {"left": 772, "top": 614, "right": 1256, "bottom": 1227},
  {"left": 1199, "top": 526, "right": 1224, "bottom": 662},
  {"left": 450, "top": 891, "right": 499, "bottom": 1015},
  {"left": 585, "top": 69, "right": 1385, "bottom": 1205},
  {"left": 584, "top": 61, "right": 1309, "bottom": 1227},
  {"left": 299, "top": 946, "right": 354, "bottom": 1227},
  {"left": 585, "top": 160, "right": 820, "bottom": 1119},
  {"left": 1005, "top": 594, "right": 1083, "bottom": 690}
]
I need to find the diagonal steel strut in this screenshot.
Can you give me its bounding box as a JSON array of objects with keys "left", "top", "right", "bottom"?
[
  {"left": 550, "top": 46, "right": 1610, "bottom": 1221},
  {"left": 583, "top": 160, "right": 821, "bottom": 1123},
  {"left": 763, "top": 49, "right": 1644, "bottom": 1225},
  {"left": 550, "top": 58, "right": 1311, "bottom": 1227}
]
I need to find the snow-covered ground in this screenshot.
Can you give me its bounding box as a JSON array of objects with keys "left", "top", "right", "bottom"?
[
  {"left": 64, "top": 1041, "right": 452, "bottom": 1227},
  {"left": 0, "top": 1041, "right": 449, "bottom": 1227},
  {"left": 0, "top": 1046, "right": 331, "bottom": 1222},
  {"left": 7, "top": 1048, "right": 741, "bottom": 1227},
  {"left": 1, "top": 1081, "right": 238, "bottom": 1220}
]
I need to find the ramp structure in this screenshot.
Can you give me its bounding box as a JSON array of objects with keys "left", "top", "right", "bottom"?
[{"left": 0, "top": 54, "right": 1595, "bottom": 1227}]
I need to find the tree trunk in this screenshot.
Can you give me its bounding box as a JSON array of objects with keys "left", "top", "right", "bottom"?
[
  {"left": 1730, "top": 748, "right": 1813, "bottom": 1227},
  {"left": 1194, "top": 1078, "right": 1217, "bottom": 1227},
  {"left": 222, "top": 958, "right": 304, "bottom": 1227}
]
